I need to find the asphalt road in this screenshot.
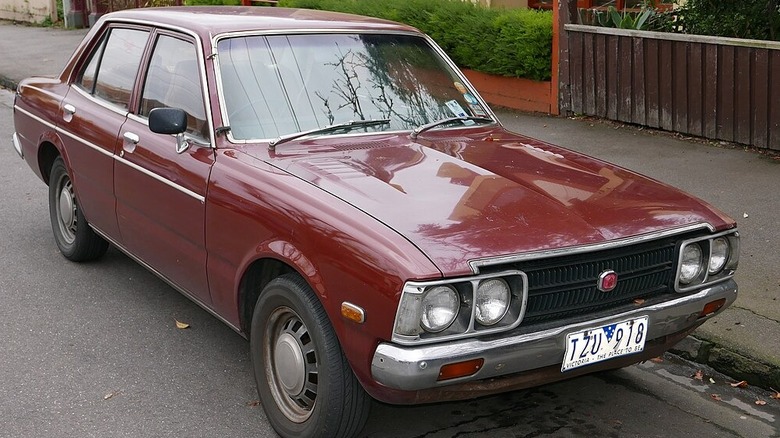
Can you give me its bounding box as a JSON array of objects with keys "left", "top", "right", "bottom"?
[{"left": 2, "top": 88, "right": 778, "bottom": 437}]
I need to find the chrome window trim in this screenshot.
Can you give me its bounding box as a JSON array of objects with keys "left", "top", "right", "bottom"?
[
  {"left": 210, "top": 30, "right": 499, "bottom": 145},
  {"left": 71, "top": 85, "right": 130, "bottom": 118},
  {"left": 72, "top": 18, "right": 217, "bottom": 147},
  {"left": 392, "top": 270, "right": 528, "bottom": 346},
  {"left": 468, "top": 223, "right": 717, "bottom": 273}
]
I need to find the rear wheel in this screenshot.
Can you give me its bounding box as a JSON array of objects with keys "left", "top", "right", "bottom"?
[
  {"left": 250, "top": 274, "right": 370, "bottom": 438},
  {"left": 48, "top": 157, "right": 108, "bottom": 261}
]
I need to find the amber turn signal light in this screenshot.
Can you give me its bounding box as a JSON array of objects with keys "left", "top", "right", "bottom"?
[
  {"left": 437, "top": 358, "right": 484, "bottom": 381},
  {"left": 341, "top": 302, "right": 365, "bottom": 324},
  {"left": 699, "top": 298, "right": 727, "bottom": 318}
]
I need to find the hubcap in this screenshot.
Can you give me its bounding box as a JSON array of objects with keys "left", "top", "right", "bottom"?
[
  {"left": 56, "top": 178, "right": 77, "bottom": 244},
  {"left": 264, "top": 306, "right": 319, "bottom": 423},
  {"left": 274, "top": 333, "right": 306, "bottom": 395}
]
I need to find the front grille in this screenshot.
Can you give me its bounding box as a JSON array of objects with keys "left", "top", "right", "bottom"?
[{"left": 492, "top": 233, "right": 702, "bottom": 326}]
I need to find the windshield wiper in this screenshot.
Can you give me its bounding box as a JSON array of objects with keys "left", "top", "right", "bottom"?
[
  {"left": 410, "top": 116, "right": 494, "bottom": 140},
  {"left": 268, "top": 119, "right": 391, "bottom": 150}
]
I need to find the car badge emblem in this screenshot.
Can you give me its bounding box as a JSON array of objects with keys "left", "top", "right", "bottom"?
[{"left": 597, "top": 270, "right": 618, "bottom": 292}]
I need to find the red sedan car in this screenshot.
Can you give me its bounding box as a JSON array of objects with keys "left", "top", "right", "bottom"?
[{"left": 12, "top": 7, "right": 739, "bottom": 438}]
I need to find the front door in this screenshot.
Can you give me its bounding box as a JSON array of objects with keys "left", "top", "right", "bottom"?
[{"left": 114, "top": 32, "right": 214, "bottom": 304}]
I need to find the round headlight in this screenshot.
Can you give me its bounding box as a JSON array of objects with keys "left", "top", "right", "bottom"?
[
  {"left": 475, "top": 278, "right": 510, "bottom": 326},
  {"left": 420, "top": 285, "right": 459, "bottom": 333},
  {"left": 679, "top": 243, "right": 704, "bottom": 285},
  {"left": 708, "top": 237, "right": 730, "bottom": 274}
]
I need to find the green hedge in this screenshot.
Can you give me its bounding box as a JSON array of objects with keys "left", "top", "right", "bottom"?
[
  {"left": 674, "top": 0, "right": 780, "bottom": 41},
  {"left": 277, "top": 0, "right": 553, "bottom": 81}
]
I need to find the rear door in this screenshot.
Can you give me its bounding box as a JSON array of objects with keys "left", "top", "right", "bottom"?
[
  {"left": 114, "top": 31, "right": 215, "bottom": 304},
  {"left": 60, "top": 26, "right": 151, "bottom": 240}
]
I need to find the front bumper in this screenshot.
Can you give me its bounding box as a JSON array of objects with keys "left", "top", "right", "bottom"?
[
  {"left": 12, "top": 132, "right": 24, "bottom": 159},
  {"left": 371, "top": 279, "right": 737, "bottom": 392}
]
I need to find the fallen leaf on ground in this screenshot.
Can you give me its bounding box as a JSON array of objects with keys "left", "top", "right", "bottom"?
[
  {"left": 633, "top": 298, "right": 646, "bottom": 305},
  {"left": 175, "top": 319, "right": 190, "bottom": 329},
  {"left": 743, "top": 213, "right": 749, "bottom": 218},
  {"left": 693, "top": 370, "right": 704, "bottom": 380},
  {"left": 709, "top": 377, "right": 716, "bottom": 384},
  {"left": 103, "top": 390, "right": 119, "bottom": 400},
  {"left": 710, "top": 394, "right": 722, "bottom": 401},
  {"left": 770, "top": 388, "right": 780, "bottom": 399},
  {"left": 246, "top": 400, "right": 261, "bottom": 407},
  {"left": 650, "top": 357, "right": 664, "bottom": 363},
  {"left": 756, "top": 400, "right": 767, "bottom": 406},
  {"left": 730, "top": 380, "right": 749, "bottom": 388}
]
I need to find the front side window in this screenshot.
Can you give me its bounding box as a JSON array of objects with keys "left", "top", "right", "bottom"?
[
  {"left": 77, "top": 27, "right": 149, "bottom": 110},
  {"left": 217, "top": 33, "right": 490, "bottom": 140},
  {"left": 140, "top": 35, "right": 209, "bottom": 141}
]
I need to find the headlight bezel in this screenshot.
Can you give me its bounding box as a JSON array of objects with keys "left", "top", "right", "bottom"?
[
  {"left": 392, "top": 270, "right": 527, "bottom": 345},
  {"left": 675, "top": 230, "right": 739, "bottom": 292}
]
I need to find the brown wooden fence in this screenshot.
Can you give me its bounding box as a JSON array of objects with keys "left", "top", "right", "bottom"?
[{"left": 559, "top": 24, "right": 780, "bottom": 152}]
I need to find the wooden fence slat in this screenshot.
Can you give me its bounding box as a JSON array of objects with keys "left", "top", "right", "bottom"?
[
  {"left": 632, "top": 37, "right": 646, "bottom": 125},
  {"left": 687, "top": 43, "right": 703, "bottom": 137},
  {"left": 659, "top": 39, "right": 674, "bottom": 131},
  {"left": 569, "top": 32, "right": 584, "bottom": 114},
  {"left": 584, "top": 32, "right": 597, "bottom": 115},
  {"left": 606, "top": 35, "right": 619, "bottom": 120},
  {"left": 703, "top": 45, "right": 718, "bottom": 139},
  {"left": 595, "top": 34, "right": 607, "bottom": 117},
  {"left": 752, "top": 49, "right": 770, "bottom": 149},
  {"left": 672, "top": 41, "right": 688, "bottom": 134},
  {"left": 644, "top": 38, "right": 660, "bottom": 128},
  {"left": 734, "top": 48, "right": 753, "bottom": 145},
  {"left": 618, "top": 36, "right": 633, "bottom": 123},
  {"left": 769, "top": 51, "right": 780, "bottom": 151},
  {"left": 717, "top": 45, "right": 735, "bottom": 142}
]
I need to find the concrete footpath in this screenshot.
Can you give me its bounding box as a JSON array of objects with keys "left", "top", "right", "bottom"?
[{"left": 2, "top": 21, "right": 779, "bottom": 389}]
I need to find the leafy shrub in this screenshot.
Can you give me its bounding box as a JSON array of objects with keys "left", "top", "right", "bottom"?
[
  {"left": 278, "top": 0, "right": 553, "bottom": 81},
  {"left": 674, "top": 0, "right": 780, "bottom": 41}
]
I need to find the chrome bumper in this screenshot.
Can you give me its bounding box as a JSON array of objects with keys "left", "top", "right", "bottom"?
[
  {"left": 12, "top": 132, "right": 23, "bottom": 159},
  {"left": 371, "top": 280, "right": 737, "bottom": 391}
]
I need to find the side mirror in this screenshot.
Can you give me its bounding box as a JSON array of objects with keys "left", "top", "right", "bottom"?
[{"left": 149, "top": 108, "right": 187, "bottom": 135}]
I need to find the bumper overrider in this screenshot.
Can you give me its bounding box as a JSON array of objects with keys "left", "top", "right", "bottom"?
[{"left": 371, "top": 279, "right": 736, "bottom": 396}]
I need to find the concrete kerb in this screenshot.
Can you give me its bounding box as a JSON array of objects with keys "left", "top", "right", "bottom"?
[{"left": 671, "top": 336, "right": 780, "bottom": 390}]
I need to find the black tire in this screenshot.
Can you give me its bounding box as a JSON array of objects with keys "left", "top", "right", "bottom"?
[
  {"left": 250, "top": 274, "right": 371, "bottom": 438},
  {"left": 48, "top": 157, "right": 109, "bottom": 262}
]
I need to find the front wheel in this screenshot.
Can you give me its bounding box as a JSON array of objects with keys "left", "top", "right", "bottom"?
[
  {"left": 250, "top": 274, "right": 370, "bottom": 438},
  {"left": 48, "top": 157, "right": 108, "bottom": 261}
]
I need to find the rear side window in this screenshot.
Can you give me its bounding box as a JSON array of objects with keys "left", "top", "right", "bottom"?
[{"left": 77, "top": 28, "right": 150, "bottom": 110}]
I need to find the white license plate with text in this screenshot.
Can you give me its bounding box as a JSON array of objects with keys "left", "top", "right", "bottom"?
[{"left": 562, "top": 316, "right": 648, "bottom": 372}]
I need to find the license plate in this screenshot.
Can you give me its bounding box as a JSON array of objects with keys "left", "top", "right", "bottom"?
[{"left": 561, "top": 316, "right": 648, "bottom": 372}]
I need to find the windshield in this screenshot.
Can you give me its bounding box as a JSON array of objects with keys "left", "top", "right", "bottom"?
[{"left": 216, "top": 33, "right": 491, "bottom": 141}]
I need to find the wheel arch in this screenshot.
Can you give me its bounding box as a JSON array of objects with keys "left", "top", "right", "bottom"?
[
  {"left": 38, "top": 141, "right": 61, "bottom": 185},
  {"left": 237, "top": 257, "right": 297, "bottom": 337}
]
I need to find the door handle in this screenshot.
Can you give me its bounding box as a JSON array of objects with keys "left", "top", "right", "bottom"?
[
  {"left": 62, "top": 103, "right": 76, "bottom": 122},
  {"left": 123, "top": 132, "right": 140, "bottom": 144}
]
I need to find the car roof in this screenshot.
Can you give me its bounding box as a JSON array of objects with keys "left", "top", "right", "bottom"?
[{"left": 104, "top": 6, "right": 421, "bottom": 36}]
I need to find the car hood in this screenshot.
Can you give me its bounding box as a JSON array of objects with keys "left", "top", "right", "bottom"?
[{"left": 248, "top": 128, "right": 733, "bottom": 276}]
